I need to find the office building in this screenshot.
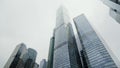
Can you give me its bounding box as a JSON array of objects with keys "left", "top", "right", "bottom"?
[
  {"left": 47, "top": 37, "right": 55, "bottom": 68},
  {"left": 39, "top": 59, "right": 47, "bottom": 68},
  {"left": 101, "top": 0, "right": 120, "bottom": 23},
  {"left": 4, "top": 43, "right": 27, "bottom": 68},
  {"left": 73, "top": 14, "right": 118, "bottom": 67},
  {"left": 24, "top": 48, "right": 37, "bottom": 68},
  {"left": 4, "top": 43, "right": 38, "bottom": 68},
  {"left": 66, "top": 23, "right": 82, "bottom": 68},
  {"left": 53, "top": 6, "right": 82, "bottom": 68}
]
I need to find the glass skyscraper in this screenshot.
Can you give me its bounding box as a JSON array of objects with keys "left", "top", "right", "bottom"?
[
  {"left": 24, "top": 48, "right": 37, "bottom": 68},
  {"left": 4, "top": 43, "right": 38, "bottom": 68},
  {"left": 73, "top": 14, "right": 118, "bottom": 68},
  {"left": 67, "top": 23, "right": 82, "bottom": 68},
  {"left": 53, "top": 6, "right": 81, "bottom": 68},
  {"left": 47, "top": 37, "right": 55, "bottom": 68},
  {"left": 4, "top": 43, "right": 27, "bottom": 68}
]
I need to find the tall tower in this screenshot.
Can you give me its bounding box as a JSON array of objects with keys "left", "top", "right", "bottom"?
[
  {"left": 53, "top": 6, "right": 81, "bottom": 68},
  {"left": 73, "top": 14, "right": 118, "bottom": 67},
  {"left": 39, "top": 59, "right": 47, "bottom": 68},
  {"left": 47, "top": 37, "right": 55, "bottom": 68},
  {"left": 4, "top": 43, "right": 38, "bottom": 68},
  {"left": 24, "top": 48, "right": 37, "bottom": 68},
  {"left": 4, "top": 43, "right": 27, "bottom": 68},
  {"left": 66, "top": 23, "right": 82, "bottom": 68}
]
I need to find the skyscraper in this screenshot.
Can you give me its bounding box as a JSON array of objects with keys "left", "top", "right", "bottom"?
[
  {"left": 53, "top": 6, "right": 81, "bottom": 68},
  {"left": 73, "top": 14, "right": 119, "bottom": 67},
  {"left": 4, "top": 43, "right": 38, "bottom": 68},
  {"left": 4, "top": 43, "right": 27, "bottom": 68},
  {"left": 66, "top": 23, "right": 82, "bottom": 68},
  {"left": 24, "top": 48, "right": 37, "bottom": 68},
  {"left": 39, "top": 59, "right": 47, "bottom": 68},
  {"left": 47, "top": 37, "right": 55, "bottom": 68},
  {"left": 101, "top": 0, "right": 120, "bottom": 23}
]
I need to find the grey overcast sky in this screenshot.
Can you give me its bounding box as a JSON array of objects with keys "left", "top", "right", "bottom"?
[{"left": 0, "top": 0, "right": 120, "bottom": 67}]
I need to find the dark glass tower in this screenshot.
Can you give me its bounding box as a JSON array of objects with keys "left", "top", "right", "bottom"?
[
  {"left": 53, "top": 6, "right": 81, "bottom": 68},
  {"left": 4, "top": 43, "right": 27, "bottom": 68},
  {"left": 24, "top": 48, "right": 37, "bottom": 68},
  {"left": 73, "top": 14, "right": 118, "bottom": 67},
  {"left": 47, "top": 37, "right": 55, "bottom": 68},
  {"left": 67, "top": 23, "right": 82, "bottom": 68},
  {"left": 4, "top": 43, "right": 38, "bottom": 68},
  {"left": 101, "top": 0, "right": 120, "bottom": 23}
]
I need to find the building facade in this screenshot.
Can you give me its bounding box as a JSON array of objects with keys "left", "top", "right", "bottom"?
[
  {"left": 66, "top": 23, "right": 82, "bottom": 68},
  {"left": 73, "top": 14, "right": 118, "bottom": 67},
  {"left": 101, "top": 0, "right": 120, "bottom": 23},
  {"left": 4, "top": 43, "right": 38, "bottom": 68},
  {"left": 47, "top": 37, "right": 55, "bottom": 68},
  {"left": 39, "top": 59, "right": 47, "bottom": 68},
  {"left": 24, "top": 48, "right": 37, "bottom": 68},
  {"left": 4, "top": 43, "right": 27, "bottom": 68},
  {"left": 53, "top": 6, "right": 81, "bottom": 68}
]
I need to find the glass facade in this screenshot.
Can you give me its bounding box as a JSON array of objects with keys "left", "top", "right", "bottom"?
[
  {"left": 27, "top": 48, "right": 37, "bottom": 62},
  {"left": 53, "top": 6, "right": 82, "bottom": 68},
  {"left": 67, "top": 23, "right": 82, "bottom": 68},
  {"left": 73, "top": 14, "right": 118, "bottom": 68},
  {"left": 39, "top": 59, "right": 47, "bottom": 68},
  {"left": 4, "top": 43, "right": 38, "bottom": 68},
  {"left": 24, "top": 48, "right": 37, "bottom": 68},
  {"left": 47, "top": 37, "right": 55, "bottom": 68},
  {"left": 4, "top": 43, "right": 27, "bottom": 68},
  {"left": 53, "top": 6, "right": 71, "bottom": 68}
]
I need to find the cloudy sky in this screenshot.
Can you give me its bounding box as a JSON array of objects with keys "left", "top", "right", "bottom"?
[{"left": 0, "top": 0, "right": 120, "bottom": 67}]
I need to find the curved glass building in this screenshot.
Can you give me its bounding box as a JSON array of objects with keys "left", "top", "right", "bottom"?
[{"left": 4, "top": 43, "right": 38, "bottom": 68}]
